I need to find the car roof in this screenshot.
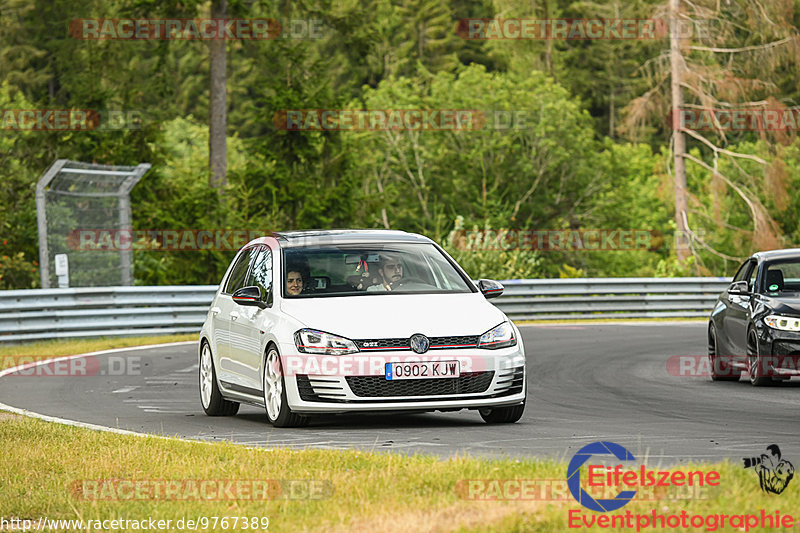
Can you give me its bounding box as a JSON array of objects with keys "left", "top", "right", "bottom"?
[
  {"left": 753, "top": 248, "right": 800, "bottom": 262},
  {"left": 271, "top": 229, "right": 434, "bottom": 248}
]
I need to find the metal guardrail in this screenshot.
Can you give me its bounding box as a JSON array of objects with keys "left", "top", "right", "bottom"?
[
  {"left": 0, "top": 278, "right": 730, "bottom": 343},
  {"left": 0, "top": 286, "right": 218, "bottom": 343},
  {"left": 498, "top": 277, "right": 729, "bottom": 320}
]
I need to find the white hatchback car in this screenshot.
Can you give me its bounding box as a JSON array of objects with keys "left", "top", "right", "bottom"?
[{"left": 199, "top": 230, "right": 526, "bottom": 427}]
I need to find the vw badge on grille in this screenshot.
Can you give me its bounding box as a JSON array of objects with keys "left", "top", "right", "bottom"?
[{"left": 409, "top": 334, "right": 430, "bottom": 354}]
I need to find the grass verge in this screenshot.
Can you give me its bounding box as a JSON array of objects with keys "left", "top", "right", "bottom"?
[{"left": 0, "top": 414, "right": 795, "bottom": 532}]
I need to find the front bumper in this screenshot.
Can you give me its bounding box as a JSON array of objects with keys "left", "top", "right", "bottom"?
[
  {"left": 278, "top": 342, "right": 526, "bottom": 413},
  {"left": 755, "top": 325, "right": 800, "bottom": 377}
]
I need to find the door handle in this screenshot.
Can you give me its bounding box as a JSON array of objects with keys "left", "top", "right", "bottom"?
[
  {"left": 230, "top": 311, "right": 240, "bottom": 321},
  {"left": 211, "top": 307, "right": 221, "bottom": 316}
]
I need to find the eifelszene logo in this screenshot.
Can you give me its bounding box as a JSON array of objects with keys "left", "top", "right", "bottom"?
[
  {"left": 567, "top": 441, "right": 720, "bottom": 512},
  {"left": 743, "top": 444, "right": 794, "bottom": 495}
]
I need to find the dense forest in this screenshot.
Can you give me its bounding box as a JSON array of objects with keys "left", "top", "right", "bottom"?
[{"left": 2, "top": 0, "right": 800, "bottom": 288}]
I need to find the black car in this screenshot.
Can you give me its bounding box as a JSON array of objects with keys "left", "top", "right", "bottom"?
[{"left": 709, "top": 249, "right": 800, "bottom": 386}]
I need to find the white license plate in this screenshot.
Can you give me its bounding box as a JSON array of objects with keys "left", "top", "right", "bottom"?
[{"left": 385, "top": 361, "right": 460, "bottom": 380}]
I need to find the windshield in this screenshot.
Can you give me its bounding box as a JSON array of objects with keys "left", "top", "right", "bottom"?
[
  {"left": 762, "top": 260, "right": 800, "bottom": 294},
  {"left": 282, "top": 243, "right": 473, "bottom": 298}
]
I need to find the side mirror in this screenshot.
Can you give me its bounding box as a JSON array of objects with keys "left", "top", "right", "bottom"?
[
  {"left": 232, "top": 286, "right": 267, "bottom": 308},
  {"left": 478, "top": 279, "right": 504, "bottom": 299},
  {"left": 728, "top": 280, "right": 750, "bottom": 295}
]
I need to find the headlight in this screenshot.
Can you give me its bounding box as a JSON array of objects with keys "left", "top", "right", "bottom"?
[
  {"left": 294, "top": 329, "right": 359, "bottom": 355},
  {"left": 764, "top": 315, "right": 800, "bottom": 332},
  {"left": 478, "top": 322, "right": 517, "bottom": 349}
]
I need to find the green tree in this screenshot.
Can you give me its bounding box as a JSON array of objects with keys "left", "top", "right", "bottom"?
[{"left": 343, "top": 64, "right": 598, "bottom": 240}]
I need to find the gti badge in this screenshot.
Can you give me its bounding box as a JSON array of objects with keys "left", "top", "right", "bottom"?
[{"left": 409, "top": 334, "right": 430, "bottom": 354}]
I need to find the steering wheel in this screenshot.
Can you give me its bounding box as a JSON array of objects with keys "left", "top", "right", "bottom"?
[{"left": 393, "top": 278, "right": 435, "bottom": 290}]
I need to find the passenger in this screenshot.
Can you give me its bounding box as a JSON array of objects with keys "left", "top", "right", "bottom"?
[{"left": 285, "top": 263, "right": 309, "bottom": 296}]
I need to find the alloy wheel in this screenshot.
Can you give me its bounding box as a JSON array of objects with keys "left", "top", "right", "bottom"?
[
  {"left": 200, "top": 342, "right": 213, "bottom": 408},
  {"left": 264, "top": 349, "right": 283, "bottom": 421},
  {"left": 747, "top": 330, "right": 771, "bottom": 386}
]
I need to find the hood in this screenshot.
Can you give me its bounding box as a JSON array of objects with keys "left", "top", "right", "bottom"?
[
  {"left": 761, "top": 295, "right": 800, "bottom": 316},
  {"left": 279, "top": 292, "right": 507, "bottom": 338}
]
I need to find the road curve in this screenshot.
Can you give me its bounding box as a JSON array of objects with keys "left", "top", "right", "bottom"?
[{"left": 1, "top": 323, "right": 798, "bottom": 466}]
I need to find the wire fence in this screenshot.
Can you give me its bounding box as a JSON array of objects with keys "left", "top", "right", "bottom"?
[{"left": 36, "top": 159, "right": 150, "bottom": 288}]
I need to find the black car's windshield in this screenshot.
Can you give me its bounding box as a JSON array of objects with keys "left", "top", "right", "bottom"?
[
  {"left": 282, "top": 243, "right": 473, "bottom": 298},
  {"left": 762, "top": 260, "right": 800, "bottom": 294}
]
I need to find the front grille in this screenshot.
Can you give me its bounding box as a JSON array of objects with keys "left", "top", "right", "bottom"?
[
  {"left": 345, "top": 371, "right": 494, "bottom": 397},
  {"left": 355, "top": 335, "right": 479, "bottom": 351},
  {"left": 430, "top": 335, "right": 480, "bottom": 348}
]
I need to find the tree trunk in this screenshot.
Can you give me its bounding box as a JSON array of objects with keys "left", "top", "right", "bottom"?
[
  {"left": 209, "top": 0, "right": 227, "bottom": 191},
  {"left": 670, "top": 0, "right": 689, "bottom": 261},
  {"left": 543, "top": 0, "right": 552, "bottom": 73}
]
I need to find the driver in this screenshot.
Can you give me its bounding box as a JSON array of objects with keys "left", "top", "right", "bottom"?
[{"left": 367, "top": 253, "right": 404, "bottom": 291}]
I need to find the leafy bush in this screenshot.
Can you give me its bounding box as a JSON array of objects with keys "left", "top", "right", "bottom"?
[{"left": 441, "top": 216, "right": 542, "bottom": 280}]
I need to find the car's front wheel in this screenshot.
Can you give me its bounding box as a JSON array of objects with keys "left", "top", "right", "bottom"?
[
  {"left": 747, "top": 328, "right": 773, "bottom": 387},
  {"left": 199, "top": 341, "right": 240, "bottom": 416},
  {"left": 263, "top": 346, "right": 308, "bottom": 428},
  {"left": 479, "top": 400, "right": 525, "bottom": 424},
  {"left": 708, "top": 323, "right": 741, "bottom": 381}
]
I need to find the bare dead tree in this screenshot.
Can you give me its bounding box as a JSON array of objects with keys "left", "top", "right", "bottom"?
[
  {"left": 623, "top": 0, "right": 799, "bottom": 270},
  {"left": 670, "top": 0, "right": 689, "bottom": 262}
]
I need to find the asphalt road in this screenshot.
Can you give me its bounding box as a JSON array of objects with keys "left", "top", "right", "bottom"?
[{"left": 2, "top": 323, "right": 798, "bottom": 466}]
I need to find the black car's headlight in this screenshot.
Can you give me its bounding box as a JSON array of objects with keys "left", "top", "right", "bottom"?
[
  {"left": 294, "top": 329, "right": 359, "bottom": 355},
  {"left": 764, "top": 315, "right": 800, "bottom": 332},
  {"left": 478, "top": 322, "right": 517, "bottom": 349}
]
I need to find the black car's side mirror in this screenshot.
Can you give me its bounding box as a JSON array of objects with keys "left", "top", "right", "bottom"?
[
  {"left": 728, "top": 280, "right": 750, "bottom": 295},
  {"left": 478, "top": 279, "right": 504, "bottom": 299},
  {"left": 232, "top": 286, "right": 267, "bottom": 309}
]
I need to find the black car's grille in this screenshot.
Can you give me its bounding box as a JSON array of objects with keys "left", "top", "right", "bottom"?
[
  {"left": 773, "top": 341, "right": 800, "bottom": 357},
  {"left": 345, "top": 371, "right": 494, "bottom": 397},
  {"left": 355, "top": 335, "right": 480, "bottom": 351}
]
